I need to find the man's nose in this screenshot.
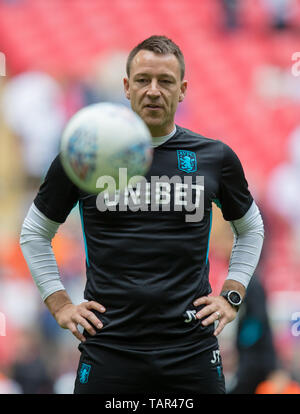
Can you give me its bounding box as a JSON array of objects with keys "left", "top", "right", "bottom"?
[{"left": 146, "top": 80, "right": 161, "bottom": 97}]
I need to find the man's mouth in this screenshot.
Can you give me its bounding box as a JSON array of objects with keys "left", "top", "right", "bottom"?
[{"left": 144, "top": 104, "right": 162, "bottom": 110}]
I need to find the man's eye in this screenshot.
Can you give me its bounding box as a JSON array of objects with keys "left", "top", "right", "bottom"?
[
  {"left": 137, "top": 79, "right": 147, "bottom": 83},
  {"left": 160, "top": 80, "right": 172, "bottom": 84}
]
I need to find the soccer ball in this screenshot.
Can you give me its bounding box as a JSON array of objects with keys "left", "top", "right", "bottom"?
[{"left": 60, "top": 102, "right": 153, "bottom": 193}]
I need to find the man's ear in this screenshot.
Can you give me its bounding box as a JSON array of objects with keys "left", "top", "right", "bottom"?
[
  {"left": 179, "top": 80, "right": 187, "bottom": 102},
  {"left": 123, "top": 77, "right": 130, "bottom": 100}
]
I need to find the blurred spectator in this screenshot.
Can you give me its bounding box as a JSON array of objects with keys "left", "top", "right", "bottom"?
[
  {"left": 1, "top": 71, "right": 65, "bottom": 187},
  {"left": 0, "top": 272, "right": 40, "bottom": 330},
  {"left": 0, "top": 372, "right": 22, "bottom": 394},
  {"left": 82, "top": 51, "right": 130, "bottom": 107},
  {"left": 53, "top": 371, "right": 76, "bottom": 394},
  {"left": 10, "top": 329, "right": 53, "bottom": 394},
  {"left": 255, "top": 369, "right": 300, "bottom": 393},
  {"left": 229, "top": 206, "right": 286, "bottom": 394},
  {"left": 219, "top": 0, "right": 239, "bottom": 30},
  {"left": 57, "top": 75, "right": 86, "bottom": 121},
  {"left": 0, "top": 0, "right": 24, "bottom": 4},
  {"left": 254, "top": 64, "right": 300, "bottom": 103},
  {"left": 262, "top": 0, "right": 294, "bottom": 30},
  {"left": 267, "top": 125, "right": 300, "bottom": 262},
  {"left": 52, "top": 346, "right": 79, "bottom": 394},
  {"left": 230, "top": 273, "right": 279, "bottom": 393}
]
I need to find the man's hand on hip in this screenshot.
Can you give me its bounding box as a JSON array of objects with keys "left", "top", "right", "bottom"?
[
  {"left": 193, "top": 295, "right": 237, "bottom": 336},
  {"left": 54, "top": 301, "right": 106, "bottom": 342},
  {"left": 45, "top": 290, "right": 106, "bottom": 342}
]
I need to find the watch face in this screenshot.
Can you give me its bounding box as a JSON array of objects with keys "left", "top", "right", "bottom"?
[{"left": 228, "top": 291, "right": 242, "bottom": 305}]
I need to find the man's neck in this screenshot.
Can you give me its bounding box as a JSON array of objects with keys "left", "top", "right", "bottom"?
[
  {"left": 149, "top": 122, "right": 176, "bottom": 138},
  {"left": 151, "top": 126, "right": 177, "bottom": 148}
]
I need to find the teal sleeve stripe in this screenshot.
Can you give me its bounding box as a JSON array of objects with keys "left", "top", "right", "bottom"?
[
  {"left": 79, "top": 200, "right": 90, "bottom": 267},
  {"left": 205, "top": 209, "right": 213, "bottom": 264}
]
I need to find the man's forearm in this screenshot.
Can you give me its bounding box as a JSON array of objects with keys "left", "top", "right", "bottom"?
[
  {"left": 20, "top": 203, "right": 66, "bottom": 300},
  {"left": 220, "top": 279, "right": 246, "bottom": 298}
]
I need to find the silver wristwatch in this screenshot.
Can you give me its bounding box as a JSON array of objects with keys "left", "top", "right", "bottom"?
[{"left": 220, "top": 290, "right": 242, "bottom": 311}]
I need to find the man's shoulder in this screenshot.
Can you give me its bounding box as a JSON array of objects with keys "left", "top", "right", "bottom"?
[{"left": 175, "top": 125, "right": 227, "bottom": 148}]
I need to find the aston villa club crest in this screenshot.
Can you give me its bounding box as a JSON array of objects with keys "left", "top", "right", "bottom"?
[
  {"left": 177, "top": 150, "right": 197, "bottom": 173},
  {"left": 79, "top": 363, "right": 91, "bottom": 384}
]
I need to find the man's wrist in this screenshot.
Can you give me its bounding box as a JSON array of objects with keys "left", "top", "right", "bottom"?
[
  {"left": 220, "top": 290, "right": 242, "bottom": 311},
  {"left": 45, "top": 290, "right": 73, "bottom": 319}
]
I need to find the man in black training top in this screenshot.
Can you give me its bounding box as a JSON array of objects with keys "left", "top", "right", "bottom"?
[{"left": 20, "top": 36, "right": 264, "bottom": 394}]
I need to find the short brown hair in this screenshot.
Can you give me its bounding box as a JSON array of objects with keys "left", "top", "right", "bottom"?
[{"left": 126, "top": 35, "right": 185, "bottom": 80}]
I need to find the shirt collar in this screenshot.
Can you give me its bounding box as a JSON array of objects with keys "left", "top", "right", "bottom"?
[{"left": 152, "top": 126, "right": 177, "bottom": 148}]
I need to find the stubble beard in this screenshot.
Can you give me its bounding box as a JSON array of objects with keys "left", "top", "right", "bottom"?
[{"left": 140, "top": 107, "right": 175, "bottom": 137}]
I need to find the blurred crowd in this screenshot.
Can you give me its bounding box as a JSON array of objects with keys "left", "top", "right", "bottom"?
[
  {"left": 0, "top": 0, "right": 300, "bottom": 394},
  {"left": 0, "top": 49, "right": 132, "bottom": 393},
  {"left": 220, "top": 0, "right": 298, "bottom": 31}
]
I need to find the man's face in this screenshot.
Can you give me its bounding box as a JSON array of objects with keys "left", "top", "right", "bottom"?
[{"left": 124, "top": 50, "right": 187, "bottom": 137}]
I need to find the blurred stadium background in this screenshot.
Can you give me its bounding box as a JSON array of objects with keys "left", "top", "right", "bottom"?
[{"left": 0, "top": 0, "right": 300, "bottom": 394}]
